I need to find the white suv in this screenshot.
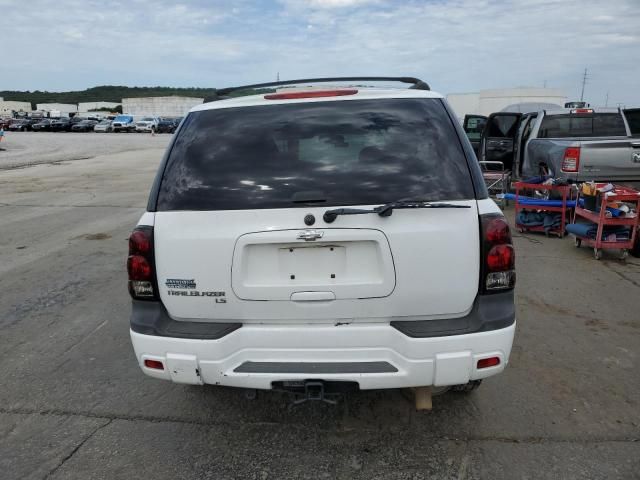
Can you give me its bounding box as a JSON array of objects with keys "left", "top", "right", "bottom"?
[
  {"left": 128, "top": 77, "right": 516, "bottom": 400},
  {"left": 135, "top": 117, "right": 159, "bottom": 133}
]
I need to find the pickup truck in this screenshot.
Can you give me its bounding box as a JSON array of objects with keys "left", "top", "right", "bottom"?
[
  {"left": 465, "top": 108, "right": 640, "bottom": 183},
  {"left": 112, "top": 115, "right": 136, "bottom": 133}
]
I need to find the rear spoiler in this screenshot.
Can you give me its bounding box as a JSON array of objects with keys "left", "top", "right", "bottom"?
[{"left": 211, "top": 76, "right": 430, "bottom": 100}]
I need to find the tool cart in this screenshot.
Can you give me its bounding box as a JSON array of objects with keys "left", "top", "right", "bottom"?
[
  {"left": 571, "top": 184, "right": 640, "bottom": 260},
  {"left": 513, "top": 181, "right": 572, "bottom": 238}
]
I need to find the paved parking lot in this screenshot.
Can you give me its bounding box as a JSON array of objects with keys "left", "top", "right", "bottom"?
[{"left": 1, "top": 133, "right": 639, "bottom": 479}]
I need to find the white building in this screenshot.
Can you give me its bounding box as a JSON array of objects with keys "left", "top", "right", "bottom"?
[
  {"left": 446, "top": 87, "right": 566, "bottom": 119},
  {"left": 0, "top": 100, "right": 32, "bottom": 114},
  {"left": 122, "top": 96, "right": 204, "bottom": 117},
  {"left": 36, "top": 103, "right": 78, "bottom": 116},
  {"left": 78, "top": 101, "right": 121, "bottom": 112}
]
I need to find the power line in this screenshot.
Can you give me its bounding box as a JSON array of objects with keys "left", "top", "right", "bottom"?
[{"left": 580, "top": 68, "right": 589, "bottom": 102}]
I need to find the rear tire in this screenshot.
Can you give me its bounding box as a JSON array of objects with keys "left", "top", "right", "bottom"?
[
  {"left": 631, "top": 234, "right": 640, "bottom": 258},
  {"left": 450, "top": 380, "right": 482, "bottom": 393}
]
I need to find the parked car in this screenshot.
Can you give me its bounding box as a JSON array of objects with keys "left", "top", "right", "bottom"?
[
  {"left": 50, "top": 118, "right": 72, "bottom": 132},
  {"left": 31, "top": 119, "right": 53, "bottom": 131},
  {"left": 8, "top": 119, "right": 37, "bottom": 131},
  {"left": 156, "top": 118, "right": 178, "bottom": 134},
  {"left": 1, "top": 118, "right": 16, "bottom": 129},
  {"left": 127, "top": 77, "right": 516, "bottom": 401},
  {"left": 71, "top": 119, "right": 98, "bottom": 132},
  {"left": 94, "top": 120, "right": 113, "bottom": 133},
  {"left": 112, "top": 115, "right": 136, "bottom": 133},
  {"left": 466, "top": 107, "right": 640, "bottom": 182},
  {"left": 135, "top": 117, "right": 159, "bottom": 133}
]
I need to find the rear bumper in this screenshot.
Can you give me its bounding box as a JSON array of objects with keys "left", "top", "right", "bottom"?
[{"left": 130, "top": 296, "right": 516, "bottom": 389}]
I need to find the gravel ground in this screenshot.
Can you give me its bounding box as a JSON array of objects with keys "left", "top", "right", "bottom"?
[
  {"left": 0, "top": 131, "right": 170, "bottom": 170},
  {"left": 0, "top": 134, "right": 639, "bottom": 479}
]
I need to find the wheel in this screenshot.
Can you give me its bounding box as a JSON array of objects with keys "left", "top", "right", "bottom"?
[
  {"left": 450, "top": 380, "right": 482, "bottom": 393},
  {"left": 518, "top": 227, "right": 525, "bottom": 234},
  {"left": 594, "top": 248, "right": 602, "bottom": 260},
  {"left": 632, "top": 235, "right": 640, "bottom": 258},
  {"left": 619, "top": 249, "right": 628, "bottom": 261},
  {"left": 574, "top": 237, "right": 582, "bottom": 248}
]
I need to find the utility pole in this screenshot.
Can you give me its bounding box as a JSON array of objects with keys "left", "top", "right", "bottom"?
[
  {"left": 580, "top": 68, "right": 588, "bottom": 102},
  {"left": 605, "top": 91, "right": 609, "bottom": 107},
  {"left": 277, "top": 72, "right": 280, "bottom": 81}
]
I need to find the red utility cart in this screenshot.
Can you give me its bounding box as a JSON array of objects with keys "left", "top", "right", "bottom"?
[
  {"left": 514, "top": 182, "right": 572, "bottom": 238},
  {"left": 572, "top": 184, "right": 640, "bottom": 260}
]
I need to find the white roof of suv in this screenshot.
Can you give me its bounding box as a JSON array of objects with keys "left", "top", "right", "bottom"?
[{"left": 192, "top": 87, "right": 444, "bottom": 113}]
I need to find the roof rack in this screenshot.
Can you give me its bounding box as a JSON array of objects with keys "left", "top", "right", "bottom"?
[{"left": 214, "top": 76, "right": 430, "bottom": 99}]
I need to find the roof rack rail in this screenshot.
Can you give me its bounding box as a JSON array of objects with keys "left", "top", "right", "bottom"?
[{"left": 213, "top": 76, "right": 430, "bottom": 99}]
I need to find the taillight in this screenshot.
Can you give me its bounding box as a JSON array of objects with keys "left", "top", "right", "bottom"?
[
  {"left": 561, "top": 147, "right": 580, "bottom": 172},
  {"left": 264, "top": 89, "right": 358, "bottom": 100},
  {"left": 127, "top": 226, "right": 157, "bottom": 300},
  {"left": 570, "top": 108, "right": 593, "bottom": 114},
  {"left": 480, "top": 215, "right": 515, "bottom": 293}
]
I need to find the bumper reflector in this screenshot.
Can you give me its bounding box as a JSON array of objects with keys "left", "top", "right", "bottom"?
[
  {"left": 144, "top": 359, "right": 164, "bottom": 370},
  {"left": 477, "top": 357, "right": 500, "bottom": 369}
]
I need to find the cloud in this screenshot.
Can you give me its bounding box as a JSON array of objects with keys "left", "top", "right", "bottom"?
[
  {"left": 1, "top": 0, "right": 639, "bottom": 106},
  {"left": 284, "top": 0, "right": 380, "bottom": 8}
]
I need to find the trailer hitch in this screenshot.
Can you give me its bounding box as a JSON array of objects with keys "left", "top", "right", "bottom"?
[{"left": 292, "top": 381, "right": 338, "bottom": 405}]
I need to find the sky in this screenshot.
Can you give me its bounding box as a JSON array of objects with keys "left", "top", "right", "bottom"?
[{"left": 2, "top": 0, "right": 640, "bottom": 106}]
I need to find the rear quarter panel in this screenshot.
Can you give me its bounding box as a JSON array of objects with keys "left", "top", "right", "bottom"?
[{"left": 523, "top": 138, "right": 638, "bottom": 181}]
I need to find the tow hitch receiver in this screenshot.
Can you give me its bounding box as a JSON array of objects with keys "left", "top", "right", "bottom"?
[
  {"left": 293, "top": 381, "right": 337, "bottom": 405},
  {"left": 272, "top": 380, "right": 359, "bottom": 405}
]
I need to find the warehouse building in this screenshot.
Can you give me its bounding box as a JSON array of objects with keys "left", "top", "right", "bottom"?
[
  {"left": 122, "top": 96, "right": 204, "bottom": 117},
  {"left": 446, "top": 87, "right": 566, "bottom": 119},
  {"left": 0, "top": 99, "right": 32, "bottom": 114},
  {"left": 78, "top": 101, "right": 121, "bottom": 112},
  {"left": 36, "top": 103, "right": 78, "bottom": 117}
]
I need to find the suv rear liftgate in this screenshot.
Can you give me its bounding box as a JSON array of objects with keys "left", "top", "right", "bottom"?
[{"left": 128, "top": 77, "right": 516, "bottom": 404}]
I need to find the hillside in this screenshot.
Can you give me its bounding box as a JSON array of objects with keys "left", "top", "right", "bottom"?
[
  {"left": 0, "top": 85, "right": 271, "bottom": 109},
  {"left": 0, "top": 86, "right": 219, "bottom": 108}
]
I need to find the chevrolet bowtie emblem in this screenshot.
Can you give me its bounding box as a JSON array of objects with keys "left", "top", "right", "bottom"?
[{"left": 297, "top": 230, "right": 324, "bottom": 241}]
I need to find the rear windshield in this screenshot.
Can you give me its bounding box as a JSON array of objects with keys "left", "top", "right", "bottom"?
[
  {"left": 156, "top": 98, "right": 474, "bottom": 211},
  {"left": 538, "top": 113, "right": 627, "bottom": 138},
  {"left": 624, "top": 109, "right": 640, "bottom": 136}
]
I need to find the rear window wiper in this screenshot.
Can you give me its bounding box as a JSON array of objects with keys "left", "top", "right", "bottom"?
[{"left": 323, "top": 200, "right": 470, "bottom": 223}]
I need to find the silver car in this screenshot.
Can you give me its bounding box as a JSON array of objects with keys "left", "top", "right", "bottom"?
[{"left": 94, "top": 120, "right": 113, "bottom": 133}]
